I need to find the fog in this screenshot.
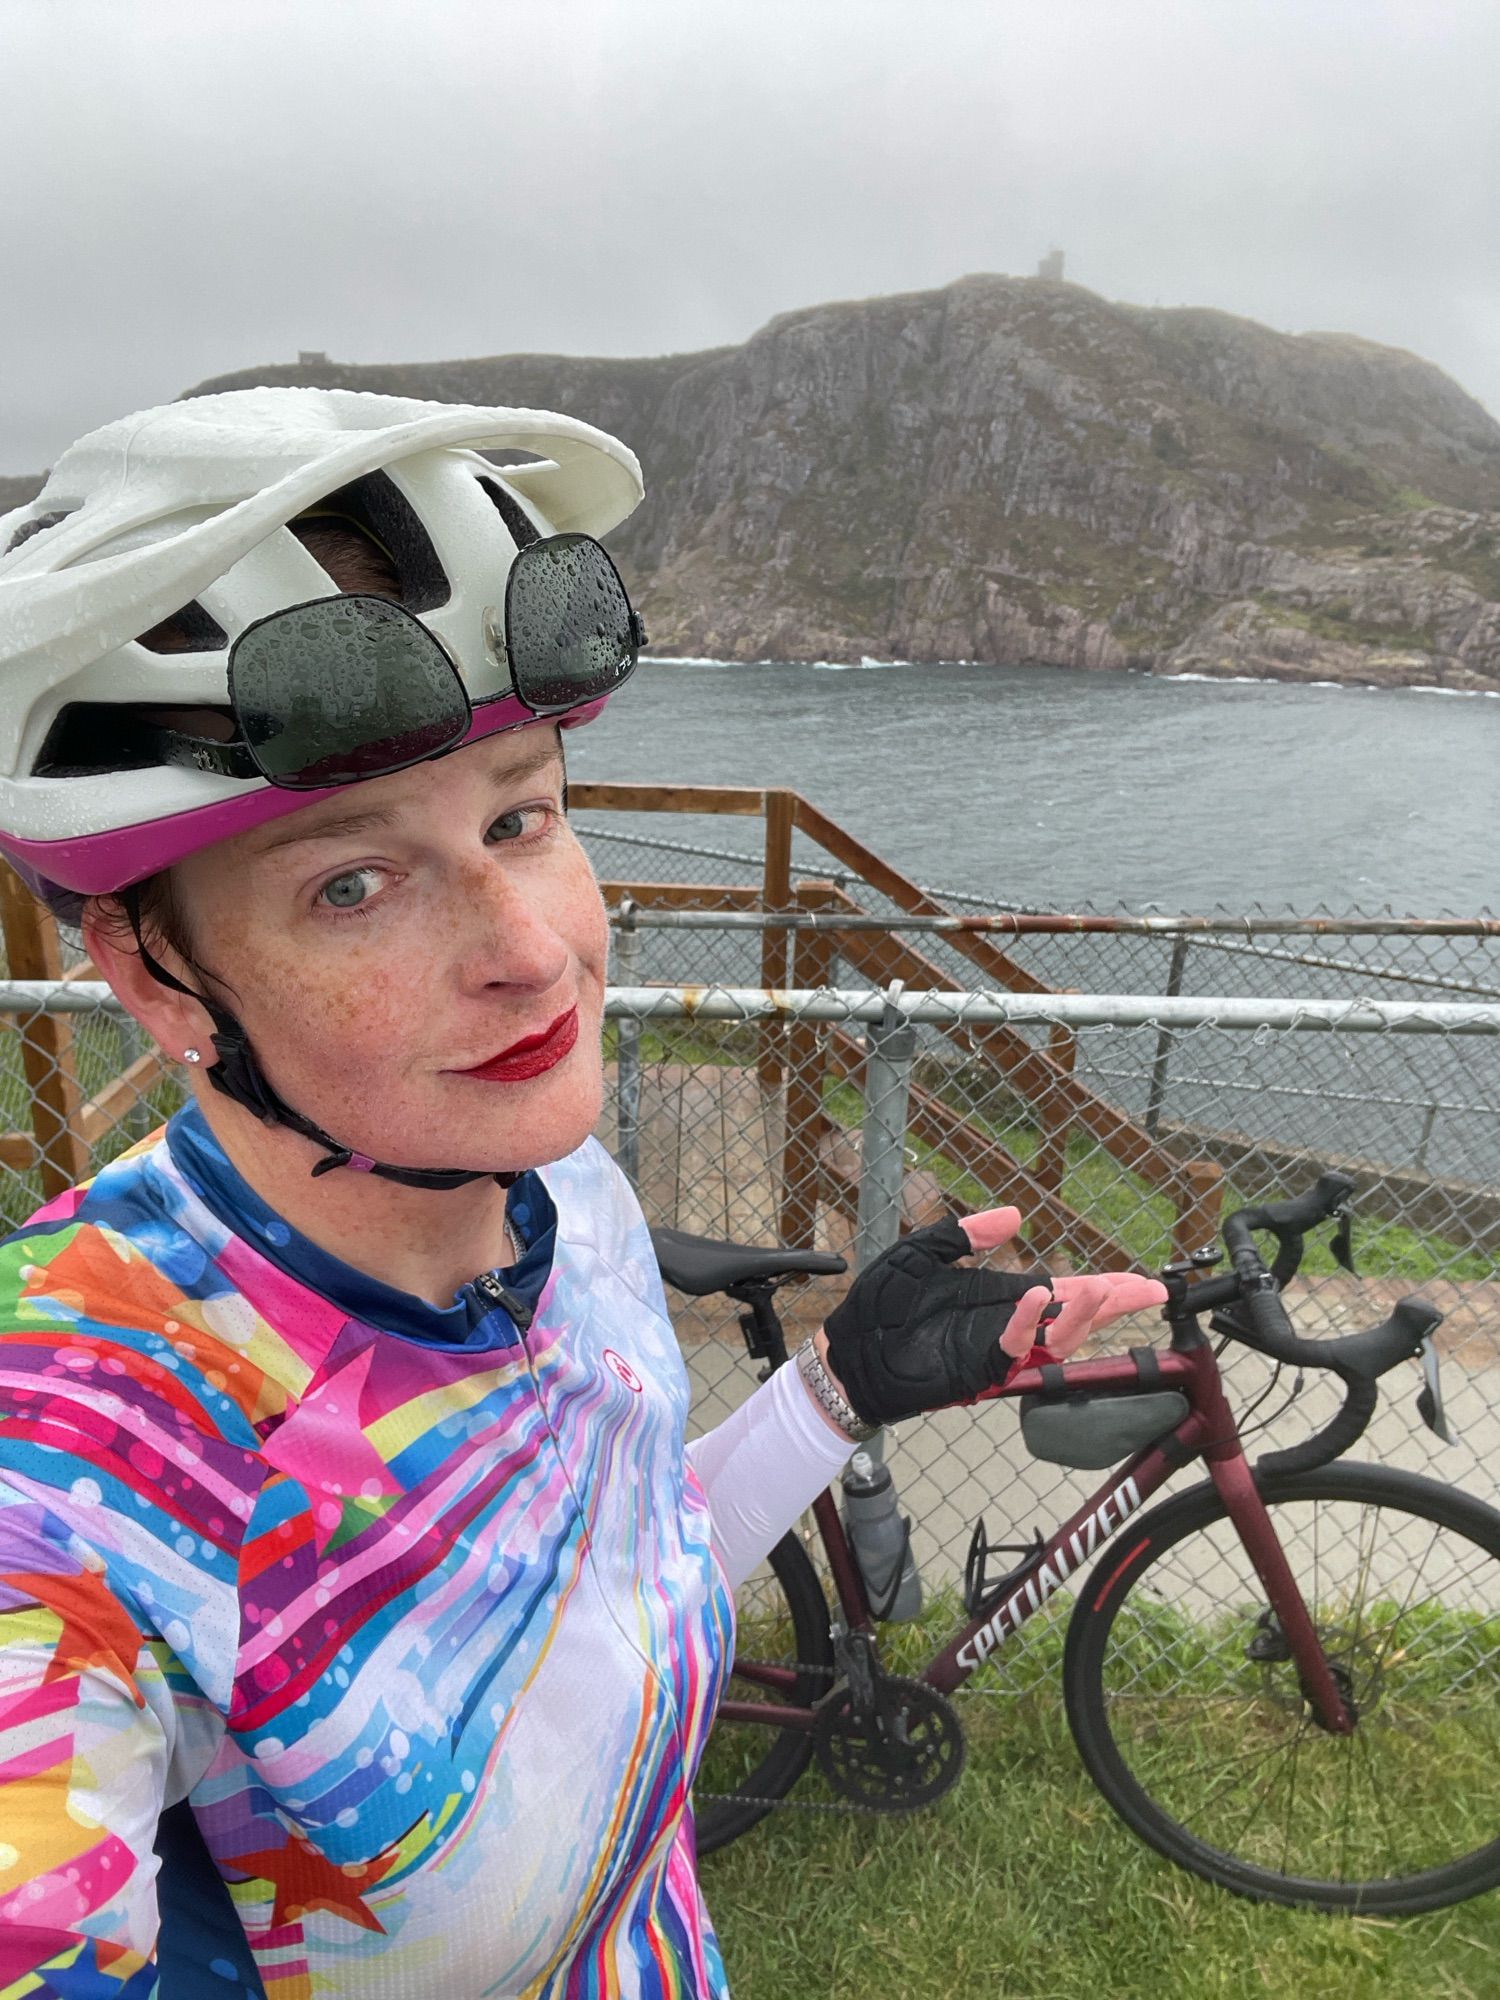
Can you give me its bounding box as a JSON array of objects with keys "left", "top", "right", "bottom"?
[{"left": 1, "top": 0, "right": 1496, "bottom": 471}]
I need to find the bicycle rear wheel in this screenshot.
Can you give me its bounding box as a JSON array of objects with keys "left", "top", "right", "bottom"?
[
  {"left": 694, "top": 1531, "right": 832, "bottom": 1856},
  {"left": 1064, "top": 1461, "right": 1500, "bottom": 1913}
]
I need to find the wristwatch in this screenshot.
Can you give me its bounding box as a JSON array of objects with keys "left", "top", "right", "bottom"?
[{"left": 795, "top": 1338, "right": 880, "bottom": 1443}]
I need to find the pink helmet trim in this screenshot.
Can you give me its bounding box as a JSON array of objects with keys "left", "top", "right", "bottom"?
[{"left": 0, "top": 691, "right": 609, "bottom": 899}]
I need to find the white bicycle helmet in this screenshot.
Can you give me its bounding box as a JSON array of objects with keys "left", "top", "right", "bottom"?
[
  {"left": 0, "top": 388, "right": 647, "bottom": 1192},
  {"left": 0, "top": 387, "right": 644, "bottom": 903}
]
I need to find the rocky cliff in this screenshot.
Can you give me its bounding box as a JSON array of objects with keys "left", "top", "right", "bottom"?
[
  {"left": 49, "top": 277, "right": 1500, "bottom": 685},
  {"left": 0, "top": 476, "right": 42, "bottom": 515}
]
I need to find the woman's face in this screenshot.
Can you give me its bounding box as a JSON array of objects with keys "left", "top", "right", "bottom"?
[{"left": 168, "top": 724, "right": 608, "bottom": 1175}]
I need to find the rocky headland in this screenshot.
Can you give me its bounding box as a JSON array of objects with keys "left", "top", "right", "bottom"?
[{"left": 18, "top": 276, "right": 1500, "bottom": 687}]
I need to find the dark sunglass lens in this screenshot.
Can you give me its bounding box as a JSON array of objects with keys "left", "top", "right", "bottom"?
[
  {"left": 505, "top": 535, "right": 638, "bottom": 710},
  {"left": 230, "top": 597, "right": 470, "bottom": 788}
]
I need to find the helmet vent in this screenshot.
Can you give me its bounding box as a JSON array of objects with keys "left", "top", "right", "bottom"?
[
  {"left": 313, "top": 472, "right": 450, "bottom": 612},
  {"left": 137, "top": 600, "right": 229, "bottom": 655},
  {"left": 34, "top": 702, "right": 220, "bottom": 778},
  {"left": 478, "top": 476, "right": 542, "bottom": 551}
]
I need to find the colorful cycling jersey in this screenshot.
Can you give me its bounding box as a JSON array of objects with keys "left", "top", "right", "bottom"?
[{"left": 0, "top": 1102, "right": 735, "bottom": 1998}]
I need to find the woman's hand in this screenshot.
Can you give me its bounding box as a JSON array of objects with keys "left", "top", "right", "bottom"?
[{"left": 817, "top": 1206, "right": 1168, "bottom": 1429}]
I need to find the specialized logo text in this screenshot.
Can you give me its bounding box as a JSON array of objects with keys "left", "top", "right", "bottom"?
[{"left": 955, "top": 1473, "right": 1143, "bottom": 1672}]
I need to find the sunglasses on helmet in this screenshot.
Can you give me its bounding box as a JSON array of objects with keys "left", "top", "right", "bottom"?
[{"left": 134, "top": 532, "right": 644, "bottom": 790}]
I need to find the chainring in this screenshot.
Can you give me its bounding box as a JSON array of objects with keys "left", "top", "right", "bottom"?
[{"left": 812, "top": 1674, "right": 967, "bottom": 1812}]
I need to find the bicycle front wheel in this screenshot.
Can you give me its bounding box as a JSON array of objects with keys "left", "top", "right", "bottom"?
[{"left": 1064, "top": 1461, "right": 1500, "bottom": 1913}]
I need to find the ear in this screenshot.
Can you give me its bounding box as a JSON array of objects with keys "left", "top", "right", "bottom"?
[{"left": 82, "top": 907, "right": 218, "bottom": 1065}]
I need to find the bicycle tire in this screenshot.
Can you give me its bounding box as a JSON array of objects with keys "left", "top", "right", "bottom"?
[
  {"left": 1064, "top": 1461, "right": 1500, "bottom": 1913},
  {"left": 694, "top": 1531, "right": 832, "bottom": 1856}
]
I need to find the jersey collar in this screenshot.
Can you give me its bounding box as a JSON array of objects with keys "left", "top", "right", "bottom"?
[{"left": 163, "top": 1098, "right": 555, "bottom": 1346}]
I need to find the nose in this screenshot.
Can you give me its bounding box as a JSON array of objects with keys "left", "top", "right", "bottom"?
[{"left": 448, "top": 851, "right": 573, "bottom": 997}]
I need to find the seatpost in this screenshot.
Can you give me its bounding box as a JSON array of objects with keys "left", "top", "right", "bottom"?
[{"left": 726, "top": 1277, "right": 791, "bottom": 1378}]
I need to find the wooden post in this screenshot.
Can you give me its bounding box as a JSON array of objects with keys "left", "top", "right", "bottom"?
[
  {"left": 758, "top": 790, "right": 794, "bottom": 1090},
  {"left": 0, "top": 867, "right": 89, "bottom": 1197},
  {"left": 777, "top": 883, "right": 835, "bottom": 1250},
  {"left": 1032, "top": 1016, "right": 1077, "bottom": 1253},
  {"left": 1172, "top": 1157, "right": 1225, "bottom": 1273}
]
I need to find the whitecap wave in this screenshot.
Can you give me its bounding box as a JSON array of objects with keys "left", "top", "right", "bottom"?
[
  {"left": 639, "top": 654, "right": 744, "bottom": 668},
  {"left": 1152, "top": 671, "right": 1286, "bottom": 686},
  {"left": 811, "top": 654, "right": 913, "bottom": 671}
]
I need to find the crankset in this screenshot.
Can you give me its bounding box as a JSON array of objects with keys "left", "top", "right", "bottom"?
[{"left": 812, "top": 1672, "right": 967, "bottom": 1812}]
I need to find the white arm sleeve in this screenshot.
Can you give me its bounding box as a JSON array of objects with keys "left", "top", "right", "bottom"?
[{"left": 685, "top": 1360, "right": 856, "bottom": 1591}]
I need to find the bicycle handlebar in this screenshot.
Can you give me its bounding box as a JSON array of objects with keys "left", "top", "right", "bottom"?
[
  {"left": 1217, "top": 1172, "right": 1356, "bottom": 1371},
  {"left": 1174, "top": 1171, "right": 1442, "bottom": 1476}
]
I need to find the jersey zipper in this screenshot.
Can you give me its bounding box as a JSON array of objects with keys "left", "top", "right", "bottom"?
[{"left": 474, "top": 1270, "right": 534, "bottom": 1331}]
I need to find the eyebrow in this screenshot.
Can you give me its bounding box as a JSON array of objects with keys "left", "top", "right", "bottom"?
[{"left": 251, "top": 739, "right": 565, "bottom": 857}]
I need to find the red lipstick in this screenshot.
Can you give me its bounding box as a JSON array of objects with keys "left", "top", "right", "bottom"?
[{"left": 451, "top": 1007, "right": 580, "bottom": 1083}]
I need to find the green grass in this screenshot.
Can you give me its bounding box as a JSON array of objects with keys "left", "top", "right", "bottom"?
[
  {"left": 702, "top": 1592, "right": 1500, "bottom": 1999},
  {"left": 606, "top": 1023, "right": 1491, "bottom": 1281},
  {"left": 702, "top": 1724, "right": 1500, "bottom": 1999},
  {"left": 821, "top": 1076, "right": 1492, "bottom": 1283}
]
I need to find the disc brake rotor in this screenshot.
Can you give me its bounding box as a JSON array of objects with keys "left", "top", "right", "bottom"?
[{"left": 812, "top": 1675, "right": 967, "bottom": 1812}]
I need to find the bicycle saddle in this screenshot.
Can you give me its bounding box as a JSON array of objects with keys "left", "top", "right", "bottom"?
[{"left": 650, "top": 1225, "right": 848, "bottom": 1297}]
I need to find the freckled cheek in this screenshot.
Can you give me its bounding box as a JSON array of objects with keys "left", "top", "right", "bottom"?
[
  {"left": 558, "top": 845, "right": 610, "bottom": 988},
  {"left": 232, "top": 933, "right": 426, "bottom": 1070}
]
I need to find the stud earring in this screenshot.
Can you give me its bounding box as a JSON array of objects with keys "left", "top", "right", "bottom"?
[{"left": 183, "top": 1048, "right": 202, "bottom": 1065}]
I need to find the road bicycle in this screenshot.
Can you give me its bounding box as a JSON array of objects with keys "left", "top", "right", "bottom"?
[{"left": 653, "top": 1173, "right": 1500, "bottom": 1914}]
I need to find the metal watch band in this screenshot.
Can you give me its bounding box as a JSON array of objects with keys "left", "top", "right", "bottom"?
[{"left": 795, "top": 1338, "right": 880, "bottom": 1442}]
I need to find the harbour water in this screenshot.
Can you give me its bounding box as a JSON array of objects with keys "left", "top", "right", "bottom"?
[
  {"left": 571, "top": 659, "right": 1500, "bottom": 914},
  {"left": 572, "top": 658, "right": 1500, "bottom": 1187}
]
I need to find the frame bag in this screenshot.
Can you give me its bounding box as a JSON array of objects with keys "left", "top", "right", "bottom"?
[{"left": 1019, "top": 1348, "right": 1189, "bottom": 1470}]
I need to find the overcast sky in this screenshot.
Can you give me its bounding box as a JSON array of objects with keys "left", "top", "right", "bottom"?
[{"left": 2, "top": 0, "right": 1497, "bottom": 475}]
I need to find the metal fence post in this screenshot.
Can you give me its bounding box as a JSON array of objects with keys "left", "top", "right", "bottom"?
[
  {"left": 853, "top": 983, "right": 918, "bottom": 1468},
  {"left": 614, "top": 898, "right": 643, "bottom": 1188},
  {"left": 1144, "top": 935, "right": 1190, "bottom": 1136},
  {"left": 854, "top": 982, "right": 918, "bottom": 1272},
  {"left": 1415, "top": 1102, "right": 1438, "bottom": 1173}
]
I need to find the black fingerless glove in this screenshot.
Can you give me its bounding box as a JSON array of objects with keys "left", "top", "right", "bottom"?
[{"left": 822, "top": 1217, "right": 1050, "bottom": 1426}]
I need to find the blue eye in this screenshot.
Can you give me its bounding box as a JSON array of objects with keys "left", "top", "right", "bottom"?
[{"left": 321, "top": 869, "right": 375, "bottom": 908}]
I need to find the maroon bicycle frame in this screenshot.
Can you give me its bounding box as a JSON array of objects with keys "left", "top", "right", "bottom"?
[{"left": 720, "top": 1336, "right": 1354, "bottom": 1735}]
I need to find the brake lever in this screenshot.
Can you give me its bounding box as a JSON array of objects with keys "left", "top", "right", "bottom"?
[
  {"left": 1036, "top": 1299, "right": 1065, "bottom": 1344},
  {"left": 1416, "top": 1334, "right": 1455, "bottom": 1445},
  {"left": 1330, "top": 1202, "right": 1357, "bottom": 1276}
]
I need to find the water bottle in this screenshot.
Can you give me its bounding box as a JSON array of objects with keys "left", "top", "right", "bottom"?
[{"left": 841, "top": 1450, "right": 922, "bottom": 1621}]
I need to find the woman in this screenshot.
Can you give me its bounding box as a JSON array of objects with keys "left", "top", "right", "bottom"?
[{"left": 0, "top": 389, "right": 1163, "bottom": 1998}]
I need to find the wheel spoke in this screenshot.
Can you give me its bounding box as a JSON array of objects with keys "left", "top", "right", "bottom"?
[
  {"left": 1354, "top": 1719, "right": 1406, "bottom": 1878},
  {"left": 1074, "top": 1472, "right": 1500, "bottom": 1911},
  {"left": 1280, "top": 1711, "right": 1307, "bottom": 1877},
  {"left": 1202, "top": 1729, "right": 1303, "bottom": 1850}
]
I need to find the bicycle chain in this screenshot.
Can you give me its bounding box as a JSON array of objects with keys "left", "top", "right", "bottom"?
[{"left": 696, "top": 1657, "right": 927, "bottom": 1819}]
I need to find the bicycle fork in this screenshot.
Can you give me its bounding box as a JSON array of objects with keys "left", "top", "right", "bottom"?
[{"left": 1200, "top": 1403, "right": 1356, "bottom": 1736}]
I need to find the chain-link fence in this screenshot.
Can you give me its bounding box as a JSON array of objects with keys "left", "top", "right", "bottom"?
[
  {"left": 592, "top": 976, "right": 1500, "bottom": 1641},
  {"left": 2, "top": 792, "right": 1498, "bottom": 1697},
  {"left": 571, "top": 792, "right": 1500, "bottom": 1690}
]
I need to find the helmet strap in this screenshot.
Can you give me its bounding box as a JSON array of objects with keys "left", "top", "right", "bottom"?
[{"left": 118, "top": 887, "right": 516, "bottom": 1192}]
